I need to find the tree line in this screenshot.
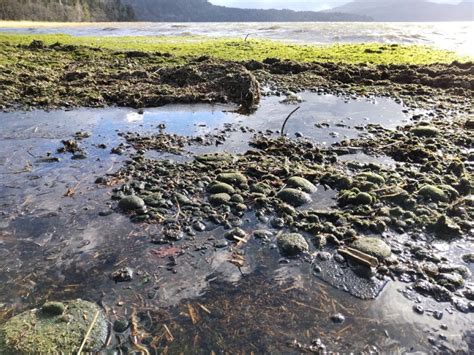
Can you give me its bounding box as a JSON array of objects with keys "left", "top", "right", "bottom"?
[{"left": 0, "top": 0, "right": 135, "bottom": 21}]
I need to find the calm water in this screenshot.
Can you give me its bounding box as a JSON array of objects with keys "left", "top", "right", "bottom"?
[
  {"left": 0, "top": 94, "right": 472, "bottom": 352},
  {"left": 0, "top": 21, "right": 473, "bottom": 56}
]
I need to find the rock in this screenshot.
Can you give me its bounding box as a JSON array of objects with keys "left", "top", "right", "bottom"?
[
  {"left": 230, "top": 194, "right": 244, "bottom": 203},
  {"left": 208, "top": 182, "right": 235, "bottom": 195},
  {"left": 413, "top": 304, "right": 424, "bottom": 314},
  {"left": 418, "top": 185, "right": 449, "bottom": 202},
  {"left": 286, "top": 177, "right": 317, "bottom": 193},
  {"left": 41, "top": 302, "right": 65, "bottom": 316},
  {"left": 414, "top": 280, "right": 452, "bottom": 302},
  {"left": 352, "top": 192, "right": 373, "bottom": 205},
  {"left": 253, "top": 230, "right": 273, "bottom": 240},
  {"left": 432, "top": 216, "right": 462, "bottom": 239},
  {"left": 118, "top": 196, "right": 145, "bottom": 211},
  {"left": 411, "top": 126, "right": 440, "bottom": 137},
  {"left": 0, "top": 299, "right": 108, "bottom": 353},
  {"left": 111, "top": 267, "right": 133, "bottom": 282},
  {"left": 277, "top": 188, "right": 312, "bottom": 207},
  {"left": 209, "top": 193, "right": 231, "bottom": 206},
  {"left": 216, "top": 172, "right": 247, "bottom": 187},
  {"left": 330, "top": 313, "right": 345, "bottom": 323},
  {"left": 224, "top": 227, "right": 246, "bottom": 241},
  {"left": 175, "top": 193, "right": 192, "bottom": 206},
  {"left": 277, "top": 233, "right": 309, "bottom": 256},
  {"left": 436, "top": 273, "right": 465, "bottom": 291},
  {"left": 357, "top": 172, "right": 385, "bottom": 186},
  {"left": 113, "top": 319, "right": 129, "bottom": 333},
  {"left": 250, "top": 182, "right": 273, "bottom": 195},
  {"left": 192, "top": 221, "right": 206, "bottom": 232},
  {"left": 351, "top": 237, "right": 391, "bottom": 260},
  {"left": 462, "top": 253, "right": 474, "bottom": 263}
]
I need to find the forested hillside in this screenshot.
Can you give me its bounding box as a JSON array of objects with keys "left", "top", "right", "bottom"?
[
  {"left": 122, "top": 0, "right": 371, "bottom": 22},
  {"left": 0, "top": 0, "right": 135, "bottom": 21}
]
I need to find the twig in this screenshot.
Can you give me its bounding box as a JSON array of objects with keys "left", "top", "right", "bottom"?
[
  {"left": 77, "top": 310, "right": 100, "bottom": 355},
  {"left": 244, "top": 33, "right": 251, "bottom": 42},
  {"left": 280, "top": 106, "right": 301, "bottom": 137}
]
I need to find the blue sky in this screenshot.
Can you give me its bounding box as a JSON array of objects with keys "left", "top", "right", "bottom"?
[{"left": 209, "top": 0, "right": 464, "bottom": 11}]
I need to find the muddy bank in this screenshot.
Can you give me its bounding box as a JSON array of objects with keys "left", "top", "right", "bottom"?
[{"left": 0, "top": 40, "right": 472, "bottom": 113}]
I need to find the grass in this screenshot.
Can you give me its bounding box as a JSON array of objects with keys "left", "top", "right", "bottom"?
[{"left": 0, "top": 33, "right": 470, "bottom": 66}]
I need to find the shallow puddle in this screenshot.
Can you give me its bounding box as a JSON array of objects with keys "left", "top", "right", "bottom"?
[{"left": 0, "top": 93, "right": 472, "bottom": 353}]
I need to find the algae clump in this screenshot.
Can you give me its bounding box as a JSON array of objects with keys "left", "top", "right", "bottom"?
[{"left": 0, "top": 299, "right": 108, "bottom": 353}]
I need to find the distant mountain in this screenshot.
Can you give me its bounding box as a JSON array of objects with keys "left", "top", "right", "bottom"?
[
  {"left": 0, "top": 0, "right": 135, "bottom": 22},
  {"left": 326, "top": 0, "right": 474, "bottom": 21},
  {"left": 122, "top": 0, "right": 372, "bottom": 22}
]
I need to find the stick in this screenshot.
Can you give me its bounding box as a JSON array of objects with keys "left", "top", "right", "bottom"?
[
  {"left": 280, "top": 106, "right": 301, "bottom": 137},
  {"left": 77, "top": 310, "right": 100, "bottom": 355}
]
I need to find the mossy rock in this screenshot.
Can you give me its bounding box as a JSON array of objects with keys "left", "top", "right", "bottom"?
[
  {"left": 0, "top": 299, "right": 108, "bottom": 353},
  {"left": 196, "top": 153, "right": 233, "bottom": 165},
  {"left": 208, "top": 193, "right": 231, "bottom": 206},
  {"left": 208, "top": 182, "right": 235, "bottom": 195},
  {"left": 250, "top": 182, "right": 273, "bottom": 195},
  {"left": 351, "top": 192, "right": 373, "bottom": 205},
  {"left": 411, "top": 126, "right": 440, "bottom": 137},
  {"left": 276, "top": 188, "right": 312, "bottom": 207},
  {"left": 118, "top": 195, "right": 145, "bottom": 211},
  {"left": 357, "top": 172, "right": 385, "bottom": 186},
  {"left": 277, "top": 233, "right": 309, "bottom": 256},
  {"left": 286, "top": 177, "right": 317, "bottom": 193},
  {"left": 216, "top": 172, "right": 247, "bottom": 187},
  {"left": 351, "top": 237, "right": 391, "bottom": 260},
  {"left": 431, "top": 216, "right": 462, "bottom": 239},
  {"left": 418, "top": 185, "right": 449, "bottom": 202},
  {"left": 143, "top": 193, "right": 163, "bottom": 207}
]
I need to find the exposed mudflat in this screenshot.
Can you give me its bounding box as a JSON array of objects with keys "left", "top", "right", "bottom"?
[{"left": 0, "top": 88, "right": 472, "bottom": 353}]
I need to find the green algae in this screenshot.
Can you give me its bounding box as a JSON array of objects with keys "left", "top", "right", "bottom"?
[{"left": 0, "top": 33, "right": 469, "bottom": 66}]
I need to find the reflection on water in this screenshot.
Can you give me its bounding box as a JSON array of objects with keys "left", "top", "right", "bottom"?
[
  {"left": 0, "top": 93, "right": 471, "bottom": 352},
  {"left": 1, "top": 21, "right": 472, "bottom": 56}
]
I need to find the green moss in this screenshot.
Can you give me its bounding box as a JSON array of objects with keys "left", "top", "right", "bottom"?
[{"left": 0, "top": 33, "right": 469, "bottom": 66}]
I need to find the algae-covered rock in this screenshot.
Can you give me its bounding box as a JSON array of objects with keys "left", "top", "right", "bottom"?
[
  {"left": 216, "top": 172, "right": 247, "bottom": 187},
  {"left": 351, "top": 237, "right": 391, "bottom": 260},
  {"left": 0, "top": 299, "right": 108, "bottom": 353},
  {"left": 411, "top": 126, "right": 440, "bottom": 137},
  {"left": 209, "top": 193, "right": 231, "bottom": 206},
  {"left": 118, "top": 195, "right": 145, "bottom": 211},
  {"left": 277, "top": 233, "right": 309, "bottom": 256},
  {"left": 286, "top": 177, "right": 317, "bottom": 193},
  {"left": 432, "top": 215, "right": 462, "bottom": 239},
  {"left": 196, "top": 153, "right": 233, "bottom": 165},
  {"left": 250, "top": 182, "right": 273, "bottom": 195},
  {"left": 418, "top": 185, "right": 449, "bottom": 202},
  {"left": 277, "top": 188, "right": 312, "bottom": 207},
  {"left": 352, "top": 192, "right": 373, "bottom": 205},
  {"left": 357, "top": 172, "right": 385, "bottom": 186},
  {"left": 208, "top": 182, "right": 235, "bottom": 195}
]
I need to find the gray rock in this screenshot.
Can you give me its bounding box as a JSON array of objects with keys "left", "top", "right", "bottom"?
[
  {"left": 351, "top": 237, "right": 391, "bottom": 260},
  {"left": 277, "top": 188, "right": 312, "bottom": 207},
  {"left": 118, "top": 195, "right": 145, "bottom": 211},
  {"left": 208, "top": 182, "right": 235, "bottom": 195},
  {"left": 216, "top": 172, "right": 247, "bottom": 187},
  {"left": 209, "top": 193, "right": 231, "bottom": 206},
  {"left": 277, "top": 233, "right": 309, "bottom": 256},
  {"left": 286, "top": 177, "right": 317, "bottom": 193}
]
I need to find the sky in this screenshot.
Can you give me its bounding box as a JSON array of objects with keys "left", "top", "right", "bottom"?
[{"left": 209, "top": 0, "right": 464, "bottom": 12}]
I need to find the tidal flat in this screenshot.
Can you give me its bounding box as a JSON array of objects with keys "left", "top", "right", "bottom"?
[{"left": 0, "top": 33, "right": 473, "bottom": 353}]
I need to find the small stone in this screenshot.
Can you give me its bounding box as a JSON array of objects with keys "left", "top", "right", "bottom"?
[
  {"left": 351, "top": 192, "right": 373, "bottom": 205},
  {"left": 432, "top": 216, "right": 462, "bottom": 239},
  {"left": 216, "top": 172, "right": 247, "bottom": 187},
  {"left": 331, "top": 313, "right": 345, "bottom": 323},
  {"left": 208, "top": 182, "right": 235, "bottom": 195},
  {"left": 277, "top": 233, "right": 309, "bottom": 256},
  {"left": 411, "top": 126, "right": 439, "bottom": 137},
  {"left": 192, "top": 221, "right": 206, "bottom": 232},
  {"left": 462, "top": 253, "right": 474, "bottom": 264},
  {"left": 253, "top": 230, "right": 273, "bottom": 240},
  {"left": 413, "top": 304, "right": 424, "bottom": 314},
  {"left": 214, "top": 240, "right": 229, "bottom": 248},
  {"left": 224, "top": 227, "right": 246, "bottom": 241},
  {"left": 41, "top": 302, "right": 65, "bottom": 316},
  {"left": 418, "top": 185, "right": 449, "bottom": 203},
  {"left": 113, "top": 319, "right": 129, "bottom": 333},
  {"left": 111, "top": 267, "right": 133, "bottom": 282},
  {"left": 209, "top": 193, "right": 231, "bottom": 206},
  {"left": 357, "top": 172, "right": 385, "bottom": 186},
  {"left": 118, "top": 196, "right": 145, "bottom": 211},
  {"left": 433, "top": 311, "right": 443, "bottom": 320},
  {"left": 286, "top": 177, "right": 317, "bottom": 193},
  {"left": 351, "top": 237, "right": 391, "bottom": 260},
  {"left": 250, "top": 182, "right": 273, "bottom": 195},
  {"left": 277, "top": 188, "right": 312, "bottom": 207}
]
